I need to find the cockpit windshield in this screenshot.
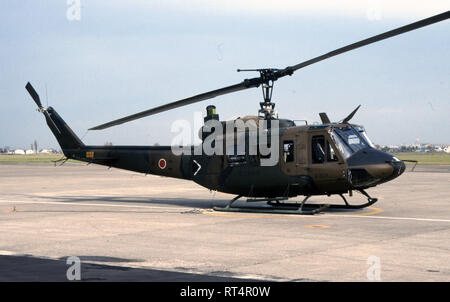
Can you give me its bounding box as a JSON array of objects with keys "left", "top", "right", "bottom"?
[
  {"left": 330, "top": 125, "right": 372, "bottom": 159},
  {"left": 354, "top": 126, "right": 375, "bottom": 148}
]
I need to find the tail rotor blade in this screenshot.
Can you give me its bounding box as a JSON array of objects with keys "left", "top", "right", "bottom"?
[{"left": 25, "top": 82, "right": 43, "bottom": 110}]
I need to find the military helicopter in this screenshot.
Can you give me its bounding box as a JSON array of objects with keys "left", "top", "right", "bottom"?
[{"left": 26, "top": 11, "right": 449, "bottom": 214}]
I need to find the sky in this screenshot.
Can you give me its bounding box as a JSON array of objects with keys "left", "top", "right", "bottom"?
[{"left": 0, "top": 1, "right": 449, "bottom": 150}]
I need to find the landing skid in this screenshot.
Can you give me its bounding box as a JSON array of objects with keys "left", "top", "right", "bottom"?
[{"left": 213, "top": 190, "right": 378, "bottom": 215}]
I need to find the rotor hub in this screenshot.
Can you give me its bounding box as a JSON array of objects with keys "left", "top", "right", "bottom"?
[{"left": 237, "top": 68, "right": 279, "bottom": 119}]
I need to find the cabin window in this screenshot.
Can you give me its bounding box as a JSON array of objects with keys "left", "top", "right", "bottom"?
[
  {"left": 283, "top": 140, "right": 294, "bottom": 162},
  {"left": 312, "top": 136, "right": 325, "bottom": 164},
  {"left": 327, "top": 141, "right": 339, "bottom": 162}
]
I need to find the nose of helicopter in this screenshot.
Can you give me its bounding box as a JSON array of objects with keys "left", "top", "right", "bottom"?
[{"left": 346, "top": 148, "right": 406, "bottom": 187}]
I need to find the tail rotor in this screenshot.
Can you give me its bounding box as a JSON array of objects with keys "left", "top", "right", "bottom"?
[{"left": 25, "top": 82, "right": 44, "bottom": 111}]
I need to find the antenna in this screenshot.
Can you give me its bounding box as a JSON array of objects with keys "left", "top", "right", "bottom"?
[{"left": 45, "top": 84, "right": 49, "bottom": 108}]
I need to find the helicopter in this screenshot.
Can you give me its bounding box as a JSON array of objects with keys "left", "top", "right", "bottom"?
[{"left": 26, "top": 11, "right": 449, "bottom": 215}]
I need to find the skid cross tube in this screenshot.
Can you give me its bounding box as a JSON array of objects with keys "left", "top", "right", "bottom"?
[{"left": 213, "top": 194, "right": 328, "bottom": 215}]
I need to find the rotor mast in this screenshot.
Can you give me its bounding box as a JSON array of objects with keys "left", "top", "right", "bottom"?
[{"left": 237, "top": 68, "right": 278, "bottom": 119}]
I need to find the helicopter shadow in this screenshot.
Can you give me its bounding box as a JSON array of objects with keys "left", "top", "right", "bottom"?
[
  {"left": 13, "top": 193, "right": 231, "bottom": 210},
  {"left": 0, "top": 254, "right": 263, "bottom": 282},
  {"left": 12, "top": 193, "right": 373, "bottom": 215}
]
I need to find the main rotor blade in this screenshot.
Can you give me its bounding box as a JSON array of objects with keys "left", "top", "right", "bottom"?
[
  {"left": 275, "top": 10, "right": 450, "bottom": 78},
  {"left": 90, "top": 11, "right": 449, "bottom": 130},
  {"left": 342, "top": 105, "right": 361, "bottom": 124},
  {"left": 89, "top": 80, "right": 261, "bottom": 130},
  {"left": 319, "top": 112, "right": 331, "bottom": 124}
]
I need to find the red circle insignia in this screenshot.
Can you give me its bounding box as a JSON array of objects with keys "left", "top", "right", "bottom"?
[{"left": 158, "top": 158, "right": 167, "bottom": 169}]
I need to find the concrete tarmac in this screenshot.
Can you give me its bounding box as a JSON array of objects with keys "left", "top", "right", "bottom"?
[{"left": 0, "top": 163, "right": 449, "bottom": 281}]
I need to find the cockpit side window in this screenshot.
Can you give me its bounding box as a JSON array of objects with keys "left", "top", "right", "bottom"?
[{"left": 312, "top": 135, "right": 326, "bottom": 164}]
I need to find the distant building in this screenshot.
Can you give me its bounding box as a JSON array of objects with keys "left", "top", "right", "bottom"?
[
  {"left": 14, "top": 149, "right": 25, "bottom": 155},
  {"left": 25, "top": 149, "right": 35, "bottom": 155}
]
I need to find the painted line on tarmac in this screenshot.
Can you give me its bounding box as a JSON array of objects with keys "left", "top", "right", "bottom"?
[
  {"left": 0, "top": 250, "right": 17, "bottom": 256},
  {"left": 325, "top": 213, "right": 450, "bottom": 223},
  {"left": 203, "top": 207, "right": 450, "bottom": 223},
  {"left": 1, "top": 199, "right": 449, "bottom": 223},
  {"left": 0, "top": 199, "right": 191, "bottom": 212}
]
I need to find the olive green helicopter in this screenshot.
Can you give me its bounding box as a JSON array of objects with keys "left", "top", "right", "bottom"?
[{"left": 26, "top": 11, "right": 449, "bottom": 214}]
